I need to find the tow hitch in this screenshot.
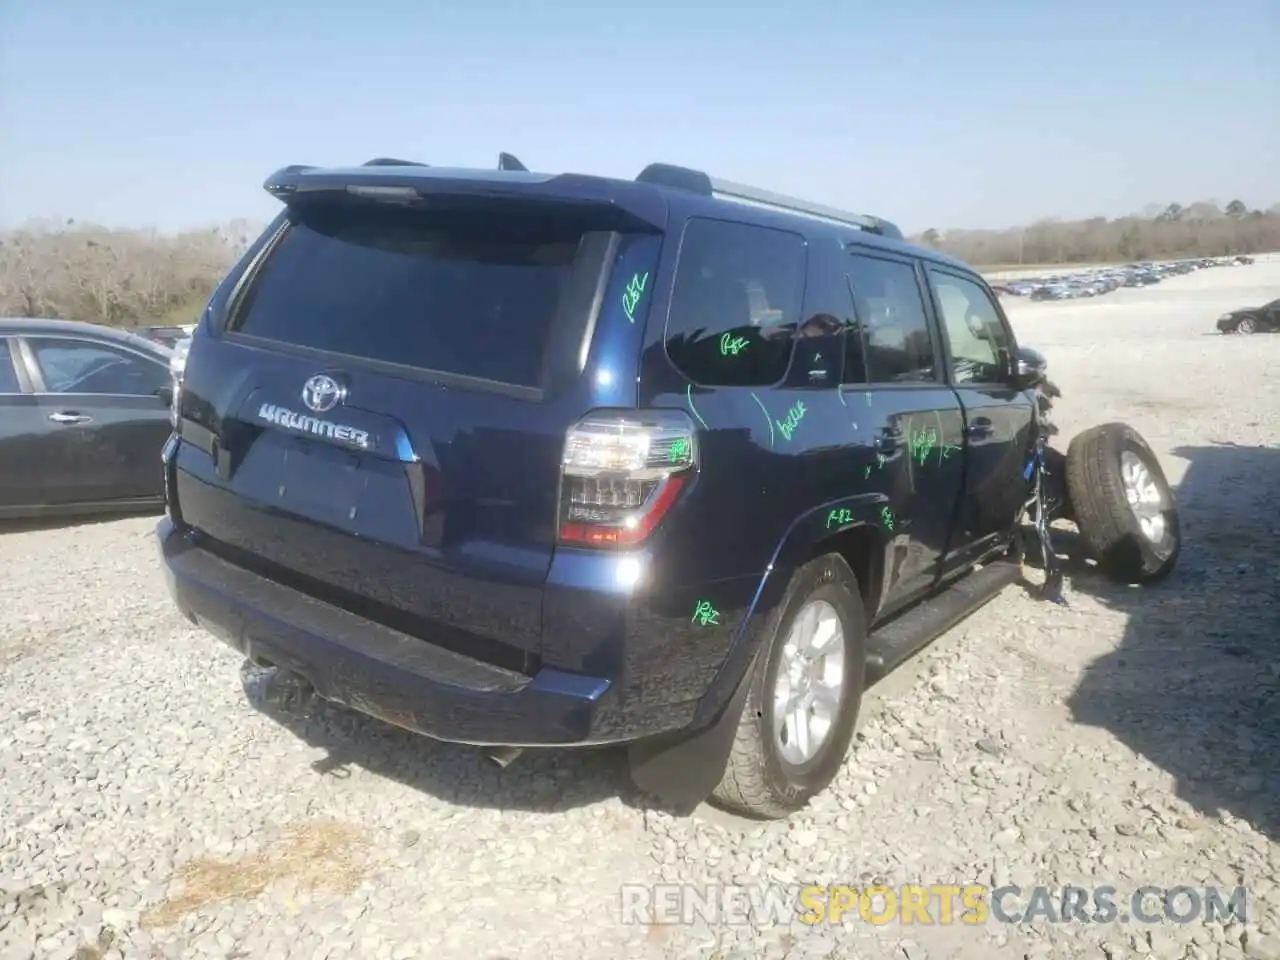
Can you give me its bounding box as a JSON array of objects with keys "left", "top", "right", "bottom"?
[{"left": 259, "top": 667, "right": 320, "bottom": 715}]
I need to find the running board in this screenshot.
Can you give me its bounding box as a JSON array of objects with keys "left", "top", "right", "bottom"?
[{"left": 864, "top": 560, "right": 1021, "bottom": 685}]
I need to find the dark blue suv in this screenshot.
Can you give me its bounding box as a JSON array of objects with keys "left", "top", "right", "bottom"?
[{"left": 156, "top": 155, "right": 1181, "bottom": 819}]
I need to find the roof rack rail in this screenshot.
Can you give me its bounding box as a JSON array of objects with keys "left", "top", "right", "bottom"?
[
  {"left": 497, "top": 152, "right": 528, "bottom": 171},
  {"left": 635, "top": 162, "right": 904, "bottom": 240},
  {"left": 362, "top": 157, "right": 429, "bottom": 167}
]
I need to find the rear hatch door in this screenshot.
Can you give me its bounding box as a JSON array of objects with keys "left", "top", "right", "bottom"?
[{"left": 172, "top": 179, "right": 663, "bottom": 673}]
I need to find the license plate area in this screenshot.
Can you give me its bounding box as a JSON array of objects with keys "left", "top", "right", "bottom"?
[{"left": 274, "top": 436, "right": 368, "bottom": 523}]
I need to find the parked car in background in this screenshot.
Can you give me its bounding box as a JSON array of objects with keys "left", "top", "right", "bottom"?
[
  {"left": 1216, "top": 298, "right": 1280, "bottom": 335},
  {"left": 0, "top": 317, "right": 175, "bottom": 520},
  {"left": 992, "top": 256, "right": 1248, "bottom": 302},
  {"left": 133, "top": 325, "right": 192, "bottom": 350},
  {"left": 969, "top": 257, "right": 1266, "bottom": 309}
]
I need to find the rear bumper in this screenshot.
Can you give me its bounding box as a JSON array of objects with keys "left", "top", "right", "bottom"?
[{"left": 156, "top": 518, "right": 703, "bottom": 746}]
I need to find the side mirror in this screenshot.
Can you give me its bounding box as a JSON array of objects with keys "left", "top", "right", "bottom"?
[
  {"left": 155, "top": 383, "right": 174, "bottom": 407},
  {"left": 1010, "top": 345, "right": 1048, "bottom": 391}
]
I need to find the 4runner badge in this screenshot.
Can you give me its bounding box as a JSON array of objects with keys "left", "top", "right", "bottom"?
[{"left": 256, "top": 403, "right": 371, "bottom": 450}]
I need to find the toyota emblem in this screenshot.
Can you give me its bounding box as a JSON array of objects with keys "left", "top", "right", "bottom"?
[{"left": 301, "top": 374, "right": 346, "bottom": 413}]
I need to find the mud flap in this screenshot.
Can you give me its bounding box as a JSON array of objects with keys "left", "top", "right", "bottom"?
[{"left": 626, "top": 657, "right": 754, "bottom": 814}]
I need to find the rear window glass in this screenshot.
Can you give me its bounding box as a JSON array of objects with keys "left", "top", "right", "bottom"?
[
  {"left": 229, "top": 203, "right": 587, "bottom": 387},
  {"left": 664, "top": 218, "right": 807, "bottom": 387}
]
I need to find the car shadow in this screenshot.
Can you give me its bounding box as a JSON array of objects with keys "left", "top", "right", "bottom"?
[
  {"left": 237, "top": 663, "right": 662, "bottom": 816},
  {"left": 1047, "top": 442, "right": 1280, "bottom": 842}
]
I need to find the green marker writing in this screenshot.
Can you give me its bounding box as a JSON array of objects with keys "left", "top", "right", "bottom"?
[
  {"left": 826, "top": 508, "right": 854, "bottom": 528},
  {"left": 776, "top": 401, "right": 808, "bottom": 442},
  {"left": 692, "top": 600, "right": 721, "bottom": 626},
  {"left": 910, "top": 427, "right": 940, "bottom": 465},
  {"left": 622, "top": 271, "right": 649, "bottom": 323}
]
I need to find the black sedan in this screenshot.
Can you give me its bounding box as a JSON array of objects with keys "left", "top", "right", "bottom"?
[
  {"left": 1, "top": 317, "right": 175, "bottom": 520},
  {"left": 1216, "top": 298, "right": 1280, "bottom": 335}
]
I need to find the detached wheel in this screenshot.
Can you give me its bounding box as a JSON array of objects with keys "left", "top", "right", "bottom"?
[
  {"left": 711, "top": 554, "right": 867, "bottom": 820},
  {"left": 1065, "top": 423, "right": 1180, "bottom": 584},
  {"left": 1236, "top": 315, "right": 1258, "bottom": 334}
]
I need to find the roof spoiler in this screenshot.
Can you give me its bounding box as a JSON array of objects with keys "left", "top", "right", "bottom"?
[
  {"left": 360, "top": 153, "right": 529, "bottom": 171},
  {"left": 259, "top": 153, "right": 669, "bottom": 230},
  {"left": 362, "top": 157, "right": 429, "bottom": 167},
  {"left": 635, "top": 162, "right": 904, "bottom": 240},
  {"left": 263, "top": 152, "right": 530, "bottom": 198}
]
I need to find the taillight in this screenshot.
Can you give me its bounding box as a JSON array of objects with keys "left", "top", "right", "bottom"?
[
  {"left": 169, "top": 378, "right": 182, "bottom": 428},
  {"left": 558, "top": 410, "right": 698, "bottom": 548},
  {"left": 161, "top": 433, "right": 179, "bottom": 521}
]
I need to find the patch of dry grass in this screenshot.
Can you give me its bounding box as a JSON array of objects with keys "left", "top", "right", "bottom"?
[{"left": 141, "top": 820, "right": 371, "bottom": 929}]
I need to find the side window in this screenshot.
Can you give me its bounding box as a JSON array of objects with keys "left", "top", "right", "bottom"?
[
  {"left": 664, "top": 218, "right": 807, "bottom": 387},
  {"left": 785, "top": 253, "right": 853, "bottom": 388},
  {"left": 928, "top": 270, "right": 1013, "bottom": 385},
  {"left": 28, "top": 338, "right": 167, "bottom": 396},
  {"left": 847, "top": 254, "right": 935, "bottom": 383},
  {"left": 0, "top": 340, "right": 21, "bottom": 393}
]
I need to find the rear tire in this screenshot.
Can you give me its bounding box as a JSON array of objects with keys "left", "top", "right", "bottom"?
[
  {"left": 711, "top": 554, "right": 867, "bottom": 820},
  {"left": 1065, "top": 423, "right": 1180, "bottom": 584}
]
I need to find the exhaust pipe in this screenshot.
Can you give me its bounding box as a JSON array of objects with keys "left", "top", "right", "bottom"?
[{"left": 484, "top": 746, "right": 524, "bottom": 769}]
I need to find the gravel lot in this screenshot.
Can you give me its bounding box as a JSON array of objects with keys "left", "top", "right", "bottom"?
[{"left": 2, "top": 262, "right": 1278, "bottom": 960}]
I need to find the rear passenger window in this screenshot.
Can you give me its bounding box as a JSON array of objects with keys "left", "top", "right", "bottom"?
[
  {"left": 0, "top": 341, "right": 20, "bottom": 393},
  {"left": 847, "top": 254, "right": 935, "bottom": 383},
  {"left": 28, "top": 338, "right": 168, "bottom": 396},
  {"left": 664, "top": 218, "right": 806, "bottom": 387}
]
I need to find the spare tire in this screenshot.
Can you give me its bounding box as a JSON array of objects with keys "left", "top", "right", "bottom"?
[{"left": 1065, "top": 423, "right": 1180, "bottom": 584}]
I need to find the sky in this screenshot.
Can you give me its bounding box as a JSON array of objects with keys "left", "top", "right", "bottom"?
[{"left": 1, "top": 0, "right": 1276, "bottom": 236}]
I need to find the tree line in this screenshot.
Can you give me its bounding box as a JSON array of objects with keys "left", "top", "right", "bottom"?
[
  {"left": 1, "top": 199, "right": 1278, "bottom": 328},
  {"left": 0, "top": 218, "right": 261, "bottom": 328},
  {"left": 914, "top": 201, "right": 1280, "bottom": 267}
]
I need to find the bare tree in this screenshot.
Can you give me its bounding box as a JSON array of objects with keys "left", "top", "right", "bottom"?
[
  {"left": 3, "top": 201, "right": 1275, "bottom": 324},
  {"left": 0, "top": 219, "right": 261, "bottom": 327},
  {"left": 912, "top": 203, "right": 1280, "bottom": 267}
]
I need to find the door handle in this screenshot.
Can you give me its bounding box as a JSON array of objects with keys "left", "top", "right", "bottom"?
[
  {"left": 48, "top": 411, "right": 92, "bottom": 425},
  {"left": 965, "top": 418, "right": 993, "bottom": 440},
  {"left": 874, "top": 429, "right": 903, "bottom": 454}
]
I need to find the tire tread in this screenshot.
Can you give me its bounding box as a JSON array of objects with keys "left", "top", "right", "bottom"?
[
  {"left": 710, "top": 555, "right": 866, "bottom": 820},
  {"left": 1065, "top": 422, "right": 1177, "bottom": 583}
]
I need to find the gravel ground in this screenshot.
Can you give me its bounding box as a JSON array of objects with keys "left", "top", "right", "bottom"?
[{"left": 2, "top": 262, "right": 1278, "bottom": 960}]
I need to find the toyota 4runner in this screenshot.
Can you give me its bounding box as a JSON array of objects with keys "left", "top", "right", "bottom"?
[{"left": 156, "top": 154, "right": 1180, "bottom": 819}]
